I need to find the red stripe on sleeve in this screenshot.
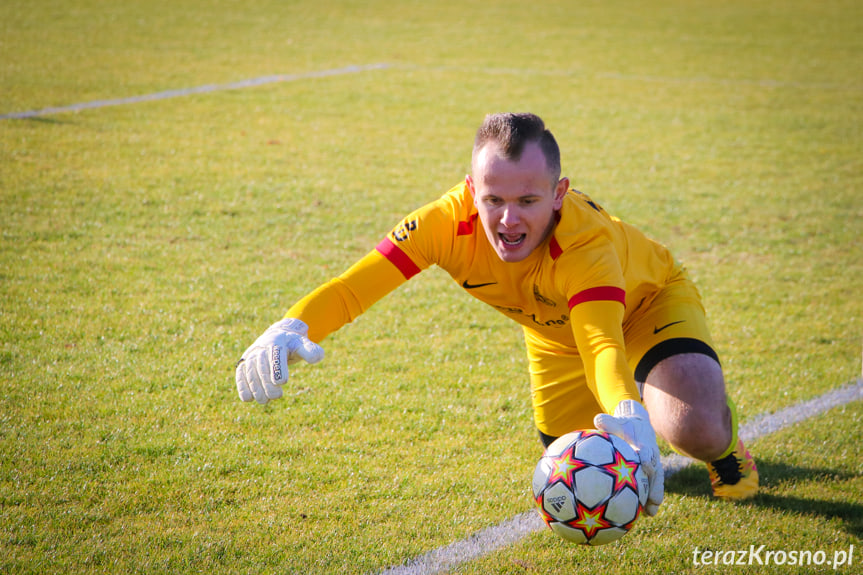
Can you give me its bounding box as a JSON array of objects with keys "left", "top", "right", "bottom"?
[
  {"left": 457, "top": 214, "right": 477, "bottom": 236},
  {"left": 376, "top": 238, "right": 422, "bottom": 280},
  {"left": 549, "top": 236, "right": 562, "bottom": 260},
  {"left": 568, "top": 286, "right": 626, "bottom": 309}
]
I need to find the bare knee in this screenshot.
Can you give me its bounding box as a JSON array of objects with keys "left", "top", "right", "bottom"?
[
  {"left": 642, "top": 353, "right": 732, "bottom": 462},
  {"left": 661, "top": 403, "right": 732, "bottom": 461}
]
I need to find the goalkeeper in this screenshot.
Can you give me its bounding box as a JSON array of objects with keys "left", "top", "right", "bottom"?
[{"left": 234, "top": 112, "right": 758, "bottom": 512}]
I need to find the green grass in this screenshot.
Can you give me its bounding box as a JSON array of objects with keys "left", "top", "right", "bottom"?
[{"left": 1, "top": 0, "right": 861, "bottom": 573}]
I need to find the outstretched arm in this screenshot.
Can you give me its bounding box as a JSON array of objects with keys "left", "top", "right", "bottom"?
[
  {"left": 569, "top": 299, "right": 664, "bottom": 516},
  {"left": 235, "top": 188, "right": 458, "bottom": 404},
  {"left": 235, "top": 245, "right": 413, "bottom": 404},
  {"left": 285, "top": 247, "right": 410, "bottom": 343},
  {"left": 568, "top": 299, "right": 640, "bottom": 412}
]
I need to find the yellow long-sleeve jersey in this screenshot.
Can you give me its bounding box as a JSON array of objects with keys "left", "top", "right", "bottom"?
[{"left": 286, "top": 182, "right": 680, "bottom": 413}]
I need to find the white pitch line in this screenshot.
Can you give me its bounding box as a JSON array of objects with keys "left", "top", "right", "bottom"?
[
  {"left": 7, "top": 62, "right": 858, "bottom": 121},
  {"left": 0, "top": 63, "right": 391, "bottom": 120},
  {"left": 377, "top": 378, "right": 863, "bottom": 575}
]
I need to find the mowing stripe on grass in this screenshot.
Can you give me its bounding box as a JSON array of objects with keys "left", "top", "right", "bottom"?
[
  {"left": 378, "top": 378, "right": 863, "bottom": 575},
  {"left": 0, "top": 63, "right": 391, "bottom": 120},
  {"left": 7, "top": 63, "right": 856, "bottom": 122},
  {"left": 395, "top": 64, "right": 863, "bottom": 92}
]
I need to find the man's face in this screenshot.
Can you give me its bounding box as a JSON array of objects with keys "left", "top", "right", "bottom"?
[{"left": 467, "top": 141, "right": 568, "bottom": 263}]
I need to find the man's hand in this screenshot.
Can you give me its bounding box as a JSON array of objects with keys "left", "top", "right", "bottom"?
[
  {"left": 594, "top": 399, "right": 664, "bottom": 516},
  {"left": 235, "top": 318, "right": 325, "bottom": 404}
]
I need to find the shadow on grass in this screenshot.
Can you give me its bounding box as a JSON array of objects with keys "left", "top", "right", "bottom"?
[
  {"left": 666, "top": 459, "right": 863, "bottom": 538},
  {"left": 22, "top": 116, "right": 74, "bottom": 124}
]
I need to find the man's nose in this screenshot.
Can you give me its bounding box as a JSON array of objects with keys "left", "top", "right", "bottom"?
[{"left": 500, "top": 205, "right": 520, "bottom": 226}]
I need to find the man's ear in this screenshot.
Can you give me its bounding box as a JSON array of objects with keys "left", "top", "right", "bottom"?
[
  {"left": 553, "top": 177, "right": 569, "bottom": 210},
  {"left": 466, "top": 175, "right": 476, "bottom": 201}
]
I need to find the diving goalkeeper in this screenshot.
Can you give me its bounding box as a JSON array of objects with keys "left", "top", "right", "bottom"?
[{"left": 234, "top": 113, "right": 759, "bottom": 513}]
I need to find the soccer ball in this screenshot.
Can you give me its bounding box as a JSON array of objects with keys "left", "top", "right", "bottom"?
[{"left": 532, "top": 430, "right": 649, "bottom": 546}]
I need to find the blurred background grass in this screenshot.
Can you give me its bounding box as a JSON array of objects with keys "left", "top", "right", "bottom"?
[{"left": 1, "top": 0, "right": 861, "bottom": 573}]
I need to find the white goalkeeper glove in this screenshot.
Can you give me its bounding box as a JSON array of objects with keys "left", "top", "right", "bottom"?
[
  {"left": 594, "top": 399, "right": 664, "bottom": 516},
  {"left": 235, "top": 318, "right": 324, "bottom": 404}
]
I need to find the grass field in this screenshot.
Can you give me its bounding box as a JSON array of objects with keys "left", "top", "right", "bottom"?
[{"left": 2, "top": 0, "right": 862, "bottom": 573}]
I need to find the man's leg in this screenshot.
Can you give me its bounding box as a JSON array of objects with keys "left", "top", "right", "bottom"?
[
  {"left": 625, "top": 274, "right": 758, "bottom": 499},
  {"left": 640, "top": 351, "right": 758, "bottom": 499},
  {"left": 641, "top": 352, "right": 731, "bottom": 462}
]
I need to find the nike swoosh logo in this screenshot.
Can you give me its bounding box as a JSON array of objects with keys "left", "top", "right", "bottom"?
[
  {"left": 462, "top": 280, "right": 497, "bottom": 290},
  {"left": 653, "top": 320, "right": 685, "bottom": 334}
]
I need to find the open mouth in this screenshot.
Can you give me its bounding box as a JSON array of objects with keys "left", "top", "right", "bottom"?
[{"left": 500, "top": 233, "right": 526, "bottom": 247}]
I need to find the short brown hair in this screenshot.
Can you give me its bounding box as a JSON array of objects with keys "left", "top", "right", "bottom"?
[{"left": 472, "top": 113, "right": 561, "bottom": 183}]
